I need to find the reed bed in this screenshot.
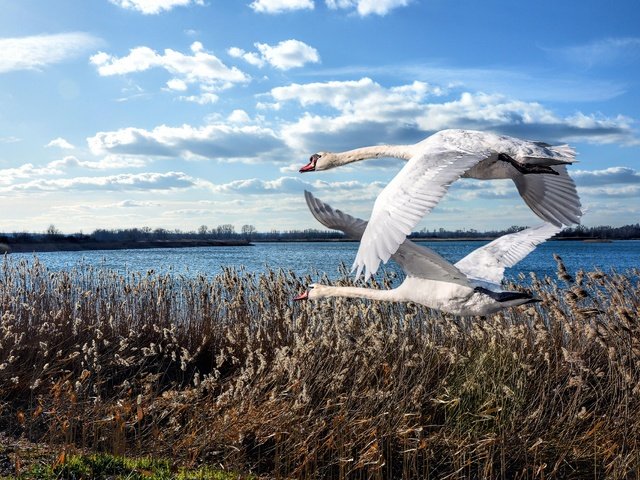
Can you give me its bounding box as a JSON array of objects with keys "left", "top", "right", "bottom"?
[{"left": 0, "top": 255, "right": 639, "bottom": 479}]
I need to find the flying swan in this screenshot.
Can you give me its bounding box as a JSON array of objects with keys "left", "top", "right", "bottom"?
[
  {"left": 294, "top": 191, "right": 562, "bottom": 316},
  {"left": 298, "top": 129, "right": 581, "bottom": 280}
]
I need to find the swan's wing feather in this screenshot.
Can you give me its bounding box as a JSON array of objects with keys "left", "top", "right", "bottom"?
[
  {"left": 304, "top": 190, "right": 368, "bottom": 238},
  {"left": 512, "top": 165, "right": 582, "bottom": 227},
  {"left": 353, "top": 147, "right": 486, "bottom": 280},
  {"left": 391, "top": 241, "right": 471, "bottom": 286},
  {"left": 304, "top": 191, "right": 471, "bottom": 286},
  {"left": 454, "top": 222, "right": 563, "bottom": 285},
  {"left": 521, "top": 143, "right": 576, "bottom": 165}
]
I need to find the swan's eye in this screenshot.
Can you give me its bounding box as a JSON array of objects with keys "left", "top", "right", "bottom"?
[{"left": 310, "top": 153, "right": 321, "bottom": 164}]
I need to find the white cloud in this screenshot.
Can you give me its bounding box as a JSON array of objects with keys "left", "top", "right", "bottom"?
[
  {"left": 179, "top": 92, "right": 219, "bottom": 104},
  {"left": 167, "top": 78, "right": 188, "bottom": 91},
  {"left": 0, "top": 155, "right": 149, "bottom": 188},
  {"left": 579, "top": 185, "right": 640, "bottom": 198},
  {"left": 271, "top": 77, "right": 432, "bottom": 111},
  {"left": 270, "top": 78, "right": 638, "bottom": 152},
  {"left": 573, "top": 167, "right": 640, "bottom": 186},
  {"left": 45, "top": 137, "right": 75, "bottom": 150},
  {"left": 0, "top": 33, "right": 102, "bottom": 73},
  {"left": 325, "top": 0, "right": 411, "bottom": 16},
  {"left": 230, "top": 40, "right": 320, "bottom": 70},
  {"left": 256, "top": 40, "right": 320, "bottom": 70},
  {"left": 250, "top": 0, "right": 314, "bottom": 14},
  {"left": 87, "top": 122, "right": 286, "bottom": 160},
  {"left": 228, "top": 109, "right": 251, "bottom": 123},
  {"left": 0, "top": 163, "right": 63, "bottom": 185},
  {"left": 228, "top": 47, "right": 265, "bottom": 68},
  {"left": 1, "top": 171, "right": 201, "bottom": 193},
  {"left": 211, "top": 175, "right": 384, "bottom": 197},
  {"left": 90, "top": 42, "right": 249, "bottom": 92},
  {"left": 109, "top": 0, "right": 204, "bottom": 14},
  {"left": 48, "top": 155, "right": 148, "bottom": 170}
]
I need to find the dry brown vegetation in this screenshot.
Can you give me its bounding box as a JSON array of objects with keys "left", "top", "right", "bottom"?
[{"left": 0, "top": 255, "right": 639, "bottom": 479}]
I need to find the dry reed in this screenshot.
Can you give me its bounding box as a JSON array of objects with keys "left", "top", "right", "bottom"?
[{"left": 0, "top": 255, "right": 639, "bottom": 479}]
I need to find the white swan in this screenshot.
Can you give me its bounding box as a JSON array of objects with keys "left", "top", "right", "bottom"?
[
  {"left": 298, "top": 129, "right": 581, "bottom": 280},
  {"left": 294, "top": 191, "right": 562, "bottom": 316}
]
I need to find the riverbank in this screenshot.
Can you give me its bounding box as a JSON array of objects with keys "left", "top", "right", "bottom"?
[
  {"left": 0, "top": 238, "right": 252, "bottom": 254},
  {"left": 1, "top": 259, "right": 638, "bottom": 478}
]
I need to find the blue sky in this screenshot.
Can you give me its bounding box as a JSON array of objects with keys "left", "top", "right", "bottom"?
[{"left": 0, "top": 0, "right": 639, "bottom": 233}]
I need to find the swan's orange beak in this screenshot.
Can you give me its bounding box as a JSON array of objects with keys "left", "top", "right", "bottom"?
[
  {"left": 299, "top": 161, "right": 315, "bottom": 173},
  {"left": 293, "top": 290, "right": 309, "bottom": 301}
]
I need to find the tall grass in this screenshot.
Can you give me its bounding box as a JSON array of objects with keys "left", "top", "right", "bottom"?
[{"left": 0, "top": 255, "right": 639, "bottom": 479}]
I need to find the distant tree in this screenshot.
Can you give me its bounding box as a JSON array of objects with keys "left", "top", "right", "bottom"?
[
  {"left": 215, "top": 224, "right": 236, "bottom": 239},
  {"left": 241, "top": 224, "right": 256, "bottom": 240},
  {"left": 198, "top": 225, "right": 209, "bottom": 236},
  {"left": 46, "top": 224, "right": 62, "bottom": 238}
]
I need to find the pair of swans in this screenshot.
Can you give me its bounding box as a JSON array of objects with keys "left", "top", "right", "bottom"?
[{"left": 294, "top": 129, "right": 582, "bottom": 316}]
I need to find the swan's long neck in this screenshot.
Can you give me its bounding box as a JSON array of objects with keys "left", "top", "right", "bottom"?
[
  {"left": 328, "top": 145, "right": 412, "bottom": 167},
  {"left": 315, "top": 285, "right": 403, "bottom": 302}
]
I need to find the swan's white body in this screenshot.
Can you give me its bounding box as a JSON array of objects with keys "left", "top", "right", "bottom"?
[
  {"left": 299, "top": 191, "right": 562, "bottom": 316},
  {"left": 300, "top": 129, "right": 581, "bottom": 280}
]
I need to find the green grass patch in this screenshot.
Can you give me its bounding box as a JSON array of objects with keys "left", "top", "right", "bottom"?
[{"left": 13, "top": 453, "right": 247, "bottom": 480}]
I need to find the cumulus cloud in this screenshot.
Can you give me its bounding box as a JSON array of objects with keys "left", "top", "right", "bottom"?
[
  {"left": 0, "top": 155, "right": 151, "bottom": 188},
  {"left": 87, "top": 122, "right": 286, "bottom": 160},
  {"left": 0, "top": 33, "right": 102, "bottom": 73},
  {"left": 90, "top": 41, "right": 248, "bottom": 92},
  {"left": 178, "top": 92, "right": 219, "bottom": 104},
  {"left": 0, "top": 163, "right": 63, "bottom": 185},
  {"left": 256, "top": 40, "right": 320, "bottom": 69},
  {"left": 45, "top": 137, "right": 75, "bottom": 150},
  {"left": 48, "top": 155, "right": 148, "bottom": 170},
  {"left": 228, "top": 47, "right": 265, "bottom": 67},
  {"left": 325, "top": 0, "right": 411, "bottom": 16},
  {"left": 270, "top": 78, "right": 637, "bottom": 152},
  {"left": 229, "top": 40, "right": 320, "bottom": 70},
  {"left": 579, "top": 185, "right": 640, "bottom": 198},
  {"left": 573, "top": 167, "right": 640, "bottom": 186},
  {"left": 109, "top": 0, "right": 204, "bottom": 14},
  {"left": 250, "top": 0, "right": 314, "bottom": 13},
  {"left": 1, "top": 171, "right": 200, "bottom": 193},
  {"left": 211, "top": 175, "right": 385, "bottom": 198}
]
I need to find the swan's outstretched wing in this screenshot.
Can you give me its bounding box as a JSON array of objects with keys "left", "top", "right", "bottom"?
[
  {"left": 512, "top": 165, "right": 582, "bottom": 227},
  {"left": 454, "top": 222, "right": 563, "bottom": 285},
  {"left": 304, "top": 190, "right": 368, "bottom": 239},
  {"left": 304, "top": 191, "right": 470, "bottom": 287},
  {"left": 353, "top": 146, "right": 486, "bottom": 280}
]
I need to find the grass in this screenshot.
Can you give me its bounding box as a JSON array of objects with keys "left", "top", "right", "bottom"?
[
  {"left": 0, "top": 255, "right": 639, "bottom": 478},
  {"left": 4, "top": 451, "right": 245, "bottom": 479}
]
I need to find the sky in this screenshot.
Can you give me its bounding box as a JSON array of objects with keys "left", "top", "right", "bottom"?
[{"left": 0, "top": 0, "right": 639, "bottom": 234}]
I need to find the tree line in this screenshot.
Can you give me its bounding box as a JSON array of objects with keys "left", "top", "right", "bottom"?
[{"left": 1, "top": 222, "right": 639, "bottom": 245}]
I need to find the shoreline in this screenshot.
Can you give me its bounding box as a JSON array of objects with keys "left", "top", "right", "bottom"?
[
  {"left": 0, "top": 236, "right": 628, "bottom": 254},
  {"left": 1, "top": 239, "right": 252, "bottom": 254}
]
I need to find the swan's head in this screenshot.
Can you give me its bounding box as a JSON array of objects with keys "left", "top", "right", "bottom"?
[
  {"left": 293, "top": 283, "right": 328, "bottom": 301},
  {"left": 299, "top": 152, "right": 332, "bottom": 173}
]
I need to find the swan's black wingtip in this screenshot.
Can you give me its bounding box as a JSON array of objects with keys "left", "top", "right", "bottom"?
[{"left": 474, "top": 286, "right": 539, "bottom": 304}]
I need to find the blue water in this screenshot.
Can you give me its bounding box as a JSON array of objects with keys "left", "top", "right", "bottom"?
[{"left": 8, "top": 240, "right": 640, "bottom": 282}]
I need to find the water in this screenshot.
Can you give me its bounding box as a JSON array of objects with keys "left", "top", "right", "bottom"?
[{"left": 8, "top": 240, "right": 640, "bottom": 282}]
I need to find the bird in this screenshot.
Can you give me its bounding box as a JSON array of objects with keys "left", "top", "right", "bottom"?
[
  {"left": 293, "top": 191, "right": 563, "bottom": 317},
  {"left": 298, "top": 129, "right": 582, "bottom": 280}
]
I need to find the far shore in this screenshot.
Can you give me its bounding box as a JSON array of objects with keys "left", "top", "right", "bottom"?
[
  {"left": 0, "top": 239, "right": 252, "bottom": 254},
  {"left": 1, "top": 236, "right": 627, "bottom": 254}
]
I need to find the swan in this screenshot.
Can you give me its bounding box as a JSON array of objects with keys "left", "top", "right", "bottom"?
[
  {"left": 298, "top": 129, "right": 582, "bottom": 280},
  {"left": 294, "top": 191, "right": 562, "bottom": 316}
]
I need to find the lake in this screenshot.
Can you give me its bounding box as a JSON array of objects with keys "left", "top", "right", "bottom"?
[{"left": 8, "top": 240, "right": 640, "bottom": 283}]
